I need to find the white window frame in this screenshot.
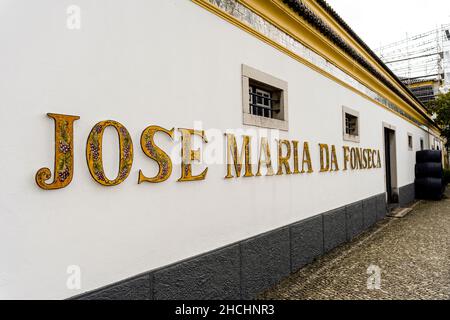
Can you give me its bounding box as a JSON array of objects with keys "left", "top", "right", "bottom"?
[
  {"left": 242, "top": 64, "right": 289, "bottom": 131},
  {"left": 342, "top": 106, "right": 360, "bottom": 143}
]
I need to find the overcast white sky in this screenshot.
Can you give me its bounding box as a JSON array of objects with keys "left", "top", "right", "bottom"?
[{"left": 325, "top": 0, "right": 450, "bottom": 51}]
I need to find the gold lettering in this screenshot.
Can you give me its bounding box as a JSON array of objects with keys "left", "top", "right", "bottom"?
[
  {"left": 256, "top": 137, "right": 274, "bottom": 177},
  {"left": 277, "top": 140, "right": 292, "bottom": 175},
  {"left": 362, "top": 149, "right": 368, "bottom": 169},
  {"left": 302, "top": 142, "right": 314, "bottom": 173},
  {"left": 178, "top": 128, "right": 208, "bottom": 182},
  {"left": 292, "top": 141, "right": 301, "bottom": 175},
  {"left": 36, "top": 113, "right": 80, "bottom": 190},
  {"left": 330, "top": 145, "right": 339, "bottom": 172},
  {"left": 355, "top": 148, "right": 363, "bottom": 169},
  {"left": 86, "top": 120, "right": 134, "bottom": 186},
  {"left": 225, "top": 134, "right": 253, "bottom": 179},
  {"left": 350, "top": 148, "right": 357, "bottom": 170},
  {"left": 377, "top": 150, "right": 382, "bottom": 168},
  {"left": 368, "top": 149, "right": 373, "bottom": 169},
  {"left": 372, "top": 150, "right": 378, "bottom": 169},
  {"left": 319, "top": 144, "right": 330, "bottom": 172},
  {"left": 139, "top": 126, "right": 174, "bottom": 184},
  {"left": 343, "top": 146, "right": 350, "bottom": 171}
]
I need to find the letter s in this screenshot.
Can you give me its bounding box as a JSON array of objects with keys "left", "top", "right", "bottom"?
[{"left": 139, "top": 126, "right": 174, "bottom": 183}]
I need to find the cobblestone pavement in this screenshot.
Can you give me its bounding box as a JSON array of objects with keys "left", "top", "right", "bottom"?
[{"left": 261, "top": 190, "right": 450, "bottom": 300}]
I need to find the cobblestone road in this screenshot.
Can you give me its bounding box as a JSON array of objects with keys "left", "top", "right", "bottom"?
[{"left": 261, "top": 190, "right": 450, "bottom": 300}]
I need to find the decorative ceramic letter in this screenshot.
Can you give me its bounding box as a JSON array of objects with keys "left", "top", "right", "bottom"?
[
  {"left": 178, "top": 128, "right": 208, "bottom": 182},
  {"left": 36, "top": 113, "right": 80, "bottom": 190},
  {"left": 139, "top": 126, "right": 174, "bottom": 184},
  {"left": 86, "top": 120, "right": 134, "bottom": 186}
]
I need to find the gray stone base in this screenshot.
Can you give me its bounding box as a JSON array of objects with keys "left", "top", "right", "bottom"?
[
  {"left": 73, "top": 193, "right": 388, "bottom": 300},
  {"left": 399, "top": 183, "right": 415, "bottom": 207}
]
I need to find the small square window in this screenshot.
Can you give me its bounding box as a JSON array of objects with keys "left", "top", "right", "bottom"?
[
  {"left": 342, "top": 106, "right": 360, "bottom": 143},
  {"left": 248, "top": 84, "right": 281, "bottom": 119},
  {"left": 242, "top": 65, "right": 288, "bottom": 131},
  {"left": 345, "top": 114, "right": 358, "bottom": 136},
  {"left": 408, "top": 134, "right": 413, "bottom": 151}
]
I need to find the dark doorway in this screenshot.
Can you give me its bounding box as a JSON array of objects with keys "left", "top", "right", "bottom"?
[{"left": 384, "top": 127, "right": 397, "bottom": 204}]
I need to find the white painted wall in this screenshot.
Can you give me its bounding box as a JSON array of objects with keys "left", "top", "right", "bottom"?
[{"left": 0, "top": 0, "right": 436, "bottom": 299}]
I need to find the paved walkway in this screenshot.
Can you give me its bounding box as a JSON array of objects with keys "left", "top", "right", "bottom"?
[{"left": 261, "top": 190, "right": 450, "bottom": 300}]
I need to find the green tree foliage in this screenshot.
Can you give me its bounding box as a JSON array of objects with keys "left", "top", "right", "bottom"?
[{"left": 428, "top": 91, "right": 450, "bottom": 149}]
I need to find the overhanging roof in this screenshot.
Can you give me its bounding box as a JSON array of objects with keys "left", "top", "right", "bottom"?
[{"left": 283, "top": 0, "right": 439, "bottom": 130}]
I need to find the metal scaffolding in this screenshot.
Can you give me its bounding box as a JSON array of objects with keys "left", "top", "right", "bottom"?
[{"left": 376, "top": 24, "right": 450, "bottom": 92}]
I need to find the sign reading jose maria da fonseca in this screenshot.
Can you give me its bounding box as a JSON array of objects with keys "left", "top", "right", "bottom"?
[{"left": 35, "top": 113, "right": 382, "bottom": 190}]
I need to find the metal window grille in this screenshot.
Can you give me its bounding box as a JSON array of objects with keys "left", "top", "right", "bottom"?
[
  {"left": 345, "top": 113, "right": 358, "bottom": 136},
  {"left": 249, "top": 86, "right": 278, "bottom": 119}
]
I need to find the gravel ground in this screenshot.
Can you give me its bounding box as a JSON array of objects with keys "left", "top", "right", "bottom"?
[{"left": 261, "top": 189, "right": 450, "bottom": 300}]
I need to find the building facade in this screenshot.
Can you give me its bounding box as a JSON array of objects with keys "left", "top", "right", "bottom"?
[
  {"left": 405, "top": 78, "right": 444, "bottom": 105},
  {"left": 0, "top": 0, "right": 446, "bottom": 299}
]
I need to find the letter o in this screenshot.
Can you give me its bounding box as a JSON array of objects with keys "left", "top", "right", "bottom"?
[{"left": 86, "top": 120, "right": 133, "bottom": 186}]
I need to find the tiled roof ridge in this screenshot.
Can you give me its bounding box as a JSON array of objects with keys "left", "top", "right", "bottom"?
[{"left": 282, "top": 0, "right": 435, "bottom": 125}]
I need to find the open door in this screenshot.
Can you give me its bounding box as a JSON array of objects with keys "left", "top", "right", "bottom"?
[{"left": 384, "top": 126, "right": 398, "bottom": 205}]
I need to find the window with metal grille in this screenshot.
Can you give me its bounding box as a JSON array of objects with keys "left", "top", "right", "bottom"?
[
  {"left": 248, "top": 86, "right": 279, "bottom": 119},
  {"left": 242, "top": 65, "right": 288, "bottom": 131},
  {"left": 345, "top": 113, "right": 358, "bottom": 136},
  {"left": 342, "top": 106, "right": 360, "bottom": 143}
]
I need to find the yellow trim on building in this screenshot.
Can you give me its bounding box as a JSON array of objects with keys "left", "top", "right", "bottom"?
[
  {"left": 238, "top": 0, "right": 435, "bottom": 127},
  {"left": 191, "top": 0, "right": 441, "bottom": 137},
  {"left": 408, "top": 81, "right": 437, "bottom": 89},
  {"left": 301, "top": 0, "right": 431, "bottom": 116}
]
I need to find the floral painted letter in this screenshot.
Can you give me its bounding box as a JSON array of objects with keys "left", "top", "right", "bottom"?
[
  {"left": 86, "top": 120, "right": 133, "bottom": 186},
  {"left": 36, "top": 113, "right": 80, "bottom": 190}
]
